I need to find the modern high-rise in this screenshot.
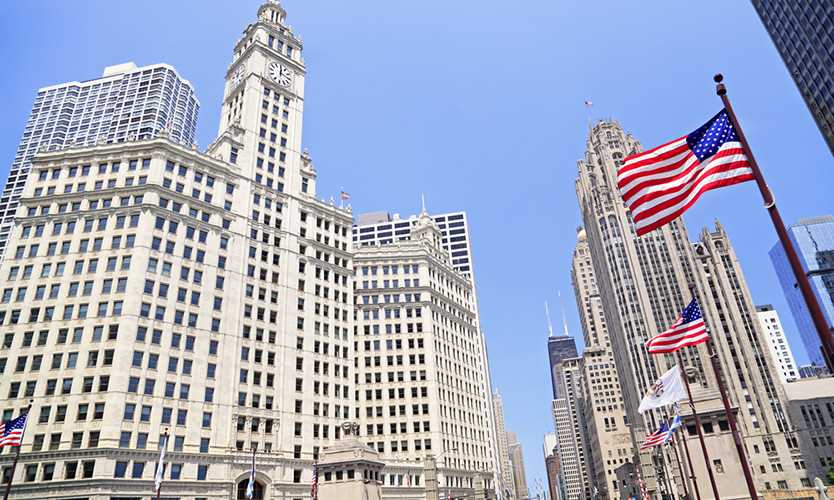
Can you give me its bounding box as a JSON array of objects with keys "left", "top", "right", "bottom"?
[
  {"left": 751, "top": 1, "right": 834, "bottom": 154},
  {"left": 547, "top": 334, "right": 578, "bottom": 400},
  {"left": 551, "top": 357, "right": 592, "bottom": 500},
  {"left": 354, "top": 210, "right": 476, "bottom": 280},
  {"left": 783, "top": 377, "right": 834, "bottom": 482},
  {"left": 0, "top": 2, "right": 356, "bottom": 498},
  {"left": 756, "top": 305, "right": 800, "bottom": 383},
  {"left": 770, "top": 215, "right": 834, "bottom": 370},
  {"left": 353, "top": 210, "right": 498, "bottom": 497},
  {"left": 494, "top": 391, "right": 517, "bottom": 498},
  {"left": 575, "top": 119, "right": 810, "bottom": 497},
  {"left": 0, "top": 62, "right": 199, "bottom": 260},
  {"left": 507, "top": 432, "right": 529, "bottom": 499},
  {"left": 571, "top": 228, "right": 633, "bottom": 499}
]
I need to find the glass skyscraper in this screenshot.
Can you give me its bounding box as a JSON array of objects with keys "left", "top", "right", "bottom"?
[
  {"left": 547, "top": 335, "right": 578, "bottom": 399},
  {"left": 0, "top": 62, "right": 199, "bottom": 259},
  {"left": 751, "top": 1, "right": 834, "bottom": 154},
  {"left": 770, "top": 215, "right": 834, "bottom": 369}
]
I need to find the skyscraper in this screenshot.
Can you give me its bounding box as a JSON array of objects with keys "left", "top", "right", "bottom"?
[
  {"left": 751, "top": 1, "right": 834, "bottom": 154},
  {"left": 770, "top": 215, "right": 834, "bottom": 369},
  {"left": 494, "top": 391, "right": 517, "bottom": 498},
  {"left": 756, "top": 305, "right": 800, "bottom": 383},
  {"left": 551, "top": 357, "right": 592, "bottom": 500},
  {"left": 571, "top": 228, "right": 633, "bottom": 499},
  {"left": 507, "top": 432, "right": 529, "bottom": 499},
  {"left": 353, "top": 210, "right": 476, "bottom": 280},
  {"left": 543, "top": 432, "right": 562, "bottom": 500},
  {"left": 575, "top": 119, "right": 808, "bottom": 497},
  {"left": 0, "top": 2, "right": 354, "bottom": 497},
  {"left": 353, "top": 210, "right": 498, "bottom": 497},
  {"left": 0, "top": 62, "right": 199, "bottom": 260},
  {"left": 547, "top": 334, "right": 578, "bottom": 400}
]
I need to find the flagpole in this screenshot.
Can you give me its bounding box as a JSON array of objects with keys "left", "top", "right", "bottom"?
[
  {"left": 674, "top": 429, "right": 701, "bottom": 500},
  {"left": 707, "top": 341, "right": 759, "bottom": 500},
  {"left": 668, "top": 433, "right": 692, "bottom": 500},
  {"left": 676, "top": 353, "right": 721, "bottom": 500},
  {"left": 2, "top": 401, "right": 32, "bottom": 500},
  {"left": 714, "top": 73, "right": 834, "bottom": 372}
]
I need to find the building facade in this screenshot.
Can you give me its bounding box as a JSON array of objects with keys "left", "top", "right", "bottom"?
[
  {"left": 0, "top": 2, "right": 356, "bottom": 498},
  {"left": 352, "top": 211, "right": 497, "bottom": 498},
  {"left": 751, "top": 1, "right": 834, "bottom": 154},
  {"left": 0, "top": 62, "right": 199, "bottom": 261},
  {"left": 572, "top": 227, "right": 633, "bottom": 500},
  {"left": 543, "top": 432, "right": 561, "bottom": 500},
  {"left": 494, "top": 391, "right": 517, "bottom": 498},
  {"left": 770, "top": 215, "right": 834, "bottom": 370},
  {"left": 353, "top": 211, "right": 476, "bottom": 280},
  {"left": 783, "top": 377, "right": 834, "bottom": 484},
  {"left": 756, "top": 305, "right": 800, "bottom": 384},
  {"left": 547, "top": 335, "right": 578, "bottom": 400},
  {"left": 575, "top": 119, "right": 809, "bottom": 497},
  {"left": 507, "top": 432, "right": 529, "bottom": 499},
  {"left": 551, "top": 357, "right": 592, "bottom": 500}
]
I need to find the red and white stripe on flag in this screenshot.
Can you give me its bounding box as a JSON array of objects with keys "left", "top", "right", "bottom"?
[
  {"left": 617, "top": 110, "right": 754, "bottom": 237},
  {"left": 646, "top": 298, "right": 709, "bottom": 354}
]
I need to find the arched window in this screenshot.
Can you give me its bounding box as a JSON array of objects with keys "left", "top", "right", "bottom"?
[{"left": 237, "top": 478, "right": 265, "bottom": 500}]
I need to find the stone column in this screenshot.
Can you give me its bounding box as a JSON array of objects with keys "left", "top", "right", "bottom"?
[{"left": 425, "top": 456, "right": 438, "bottom": 500}]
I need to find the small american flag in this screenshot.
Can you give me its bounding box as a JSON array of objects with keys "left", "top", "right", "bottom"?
[
  {"left": 640, "top": 422, "right": 671, "bottom": 451},
  {"left": 340, "top": 191, "right": 350, "bottom": 201},
  {"left": 646, "top": 298, "right": 709, "bottom": 354},
  {"left": 0, "top": 413, "right": 28, "bottom": 447},
  {"left": 618, "top": 109, "right": 753, "bottom": 236},
  {"left": 311, "top": 461, "right": 318, "bottom": 499}
]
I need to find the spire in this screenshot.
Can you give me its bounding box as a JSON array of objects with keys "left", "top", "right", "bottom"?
[
  {"left": 545, "top": 301, "right": 555, "bottom": 338},
  {"left": 558, "top": 290, "right": 570, "bottom": 337}
]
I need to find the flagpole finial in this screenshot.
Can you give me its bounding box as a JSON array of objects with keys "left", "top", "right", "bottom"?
[{"left": 713, "top": 74, "right": 727, "bottom": 96}]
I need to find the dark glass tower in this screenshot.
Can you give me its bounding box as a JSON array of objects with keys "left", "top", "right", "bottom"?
[
  {"left": 751, "top": 1, "right": 834, "bottom": 154},
  {"left": 547, "top": 335, "right": 578, "bottom": 399}
]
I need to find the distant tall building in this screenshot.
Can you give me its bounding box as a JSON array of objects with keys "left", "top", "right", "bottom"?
[
  {"left": 353, "top": 210, "right": 498, "bottom": 497},
  {"left": 756, "top": 305, "right": 800, "bottom": 383},
  {"left": 551, "top": 357, "right": 592, "bottom": 500},
  {"left": 507, "top": 432, "right": 529, "bottom": 499},
  {"left": 547, "top": 334, "right": 578, "bottom": 399},
  {"left": 543, "top": 433, "right": 562, "bottom": 500},
  {"left": 0, "top": 62, "right": 199, "bottom": 259},
  {"left": 770, "top": 215, "right": 834, "bottom": 369},
  {"left": 751, "top": 1, "right": 834, "bottom": 154},
  {"left": 572, "top": 227, "right": 633, "bottom": 499},
  {"left": 353, "top": 210, "right": 476, "bottom": 280},
  {"left": 575, "top": 119, "right": 808, "bottom": 496},
  {"left": 494, "top": 392, "right": 517, "bottom": 498}
]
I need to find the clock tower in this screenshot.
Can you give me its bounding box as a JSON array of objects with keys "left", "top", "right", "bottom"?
[{"left": 211, "top": 0, "right": 314, "bottom": 198}]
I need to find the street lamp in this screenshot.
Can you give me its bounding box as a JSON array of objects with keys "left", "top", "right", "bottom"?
[{"left": 427, "top": 447, "right": 459, "bottom": 499}]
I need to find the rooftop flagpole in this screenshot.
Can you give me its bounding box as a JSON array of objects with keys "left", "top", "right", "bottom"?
[{"left": 714, "top": 73, "right": 834, "bottom": 372}]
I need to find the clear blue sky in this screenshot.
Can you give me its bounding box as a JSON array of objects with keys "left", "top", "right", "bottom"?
[{"left": 1, "top": 0, "right": 832, "bottom": 492}]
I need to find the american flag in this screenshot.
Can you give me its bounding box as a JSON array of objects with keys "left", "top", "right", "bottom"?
[
  {"left": 311, "top": 461, "right": 318, "bottom": 499},
  {"left": 646, "top": 298, "right": 709, "bottom": 354},
  {"left": 640, "top": 422, "right": 671, "bottom": 451},
  {"left": 340, "top": 191, "right": 350, "bottom": 201},
  {"left": 0, "top": 413, "right": 27, "bottom": 447},
  {"left": 618, "top": 109, "right": 753, "bottom": 236}
]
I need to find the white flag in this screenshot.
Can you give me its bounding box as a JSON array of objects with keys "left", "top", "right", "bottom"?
[
  {"left": 154, "top": 434, "right": 168, "bottom": 493},
  {"left": 638, "top": 365, "right": 686, "bottom": 414}
]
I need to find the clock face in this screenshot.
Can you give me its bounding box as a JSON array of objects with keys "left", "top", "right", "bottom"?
[
  {"left": 232, "top": 65, "right": 246, "bottom": 87},
  {"left": 268, "top": 61, "right": 293, "bottom": 87}
]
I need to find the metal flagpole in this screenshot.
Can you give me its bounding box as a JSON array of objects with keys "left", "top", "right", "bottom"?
[
  {"left": 674, "top": 428, "right": 701, "bottom": 500},
  {"left": 676, "top": 352, "right": 720, "bottom": 500},
  {"left": 668, "top": 433, "right": 691, "bottom": 500},
  {"left": 714, "top": 73, "right": 834, "bottom": 372},
  {"left": 156, "top": 428, "right": 169, "bottom": 500},
  {"left": 707, "top": 341, "right": 759, "bottom": 500},
  {"left": 2, "top": 401, "right": 32, "bottom": 500}
]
